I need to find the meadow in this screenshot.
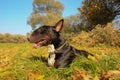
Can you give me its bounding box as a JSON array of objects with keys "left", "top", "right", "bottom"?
[{"left": 0, "top": 43, "right": 120, "bottom": 80}]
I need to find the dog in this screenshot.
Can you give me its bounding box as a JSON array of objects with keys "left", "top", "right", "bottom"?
[{"left": 28, "top": 19, "right": 93, "bottom": 68}]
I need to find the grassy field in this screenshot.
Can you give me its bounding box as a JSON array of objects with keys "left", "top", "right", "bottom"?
[{"left": 0, "top": 43, "right": 120, "bottom": 80}]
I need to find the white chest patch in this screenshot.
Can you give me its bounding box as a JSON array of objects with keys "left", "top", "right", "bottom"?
[{"left": 48, "top": 44, "right": 55, "bottom": 67}]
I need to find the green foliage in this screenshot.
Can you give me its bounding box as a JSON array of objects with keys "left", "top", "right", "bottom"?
[
  {"left": 71, "top": 57, "right": 99, "bottom": 77},
  {"left": 99, "top": 53, "right": 119, "bottom": 72},
  {"left": 28, "top": 0, "right": 64, "bottom": 29},
  {"left": 78, "top": 0, "right": 120, "bottom": 26},
  {"left": 0, "top": 33, "right": 28, "bottom": 43}
]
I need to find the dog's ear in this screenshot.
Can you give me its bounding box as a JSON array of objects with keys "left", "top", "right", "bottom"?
[{"left": 55, "top": 19, "right": 64, "bottom": 32}]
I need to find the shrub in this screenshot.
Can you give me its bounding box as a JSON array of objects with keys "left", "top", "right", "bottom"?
[
  {"left": 71, "top": 23, "right": 120, "bottom": 47},
  {"left": 0, "top": 33, "right": 28, "bottom": 43},
  {"left": 71, "top": 31, "right": 92, "bottom": 46},
  {"left": 90, "top": 23, "right": 120, "bottom": 46}
]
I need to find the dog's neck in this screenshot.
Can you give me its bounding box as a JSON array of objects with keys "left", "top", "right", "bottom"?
[
  {"left": 47, "top": 39, "right": 67, "bottom": 67},
  {"left": 52, "top": 36, "right": 66, "bottom": 49}
]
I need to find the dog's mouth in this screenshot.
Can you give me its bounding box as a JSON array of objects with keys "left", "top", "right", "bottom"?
[{"left": 33, "top": 39, "right": 47, "bottom": 48}]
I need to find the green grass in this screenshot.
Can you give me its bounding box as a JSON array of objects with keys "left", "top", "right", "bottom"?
[{"left": 0, "top": 43, "right": 120, "bottom": 80}]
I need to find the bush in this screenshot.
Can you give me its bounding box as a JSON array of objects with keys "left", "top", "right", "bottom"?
[
  {"left": 71, "top": 31, "right": 92, "bottom": 46},
  {"left": 0, "top": 33, "right": 28, "bottom": 43},
  {"left": 71, "top": 23, "right": 120, "bottom": 47},
  {"left": 90, "top": 23, "right": 120, "bottom": 46}
]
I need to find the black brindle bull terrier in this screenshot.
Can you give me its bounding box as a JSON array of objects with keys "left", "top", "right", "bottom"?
[{"left": 28, "top": 19, "right": 93, "bottom": 68}]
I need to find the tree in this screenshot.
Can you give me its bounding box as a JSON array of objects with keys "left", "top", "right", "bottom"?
[
  {"left": 78, "top": 0, "right": 120, "bottom": 27},
  {"left": 28, "top": 0, "right": 64, "bottom": 30},
  {"left": 64, "top": 15, "right": 80, "bottom": 33}
]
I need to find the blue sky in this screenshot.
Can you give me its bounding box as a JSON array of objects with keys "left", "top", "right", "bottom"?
[{"left": 0, "top": 0, "right": 82, "bottom": 35}]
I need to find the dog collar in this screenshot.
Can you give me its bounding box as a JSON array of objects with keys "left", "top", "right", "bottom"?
[{"left": 56, "top": 41, "right": 67, "bottom": 51}]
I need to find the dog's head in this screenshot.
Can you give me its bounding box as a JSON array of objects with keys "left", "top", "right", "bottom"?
[{"left": 28, "top": 19, "right": 64, "bottom": 48}]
